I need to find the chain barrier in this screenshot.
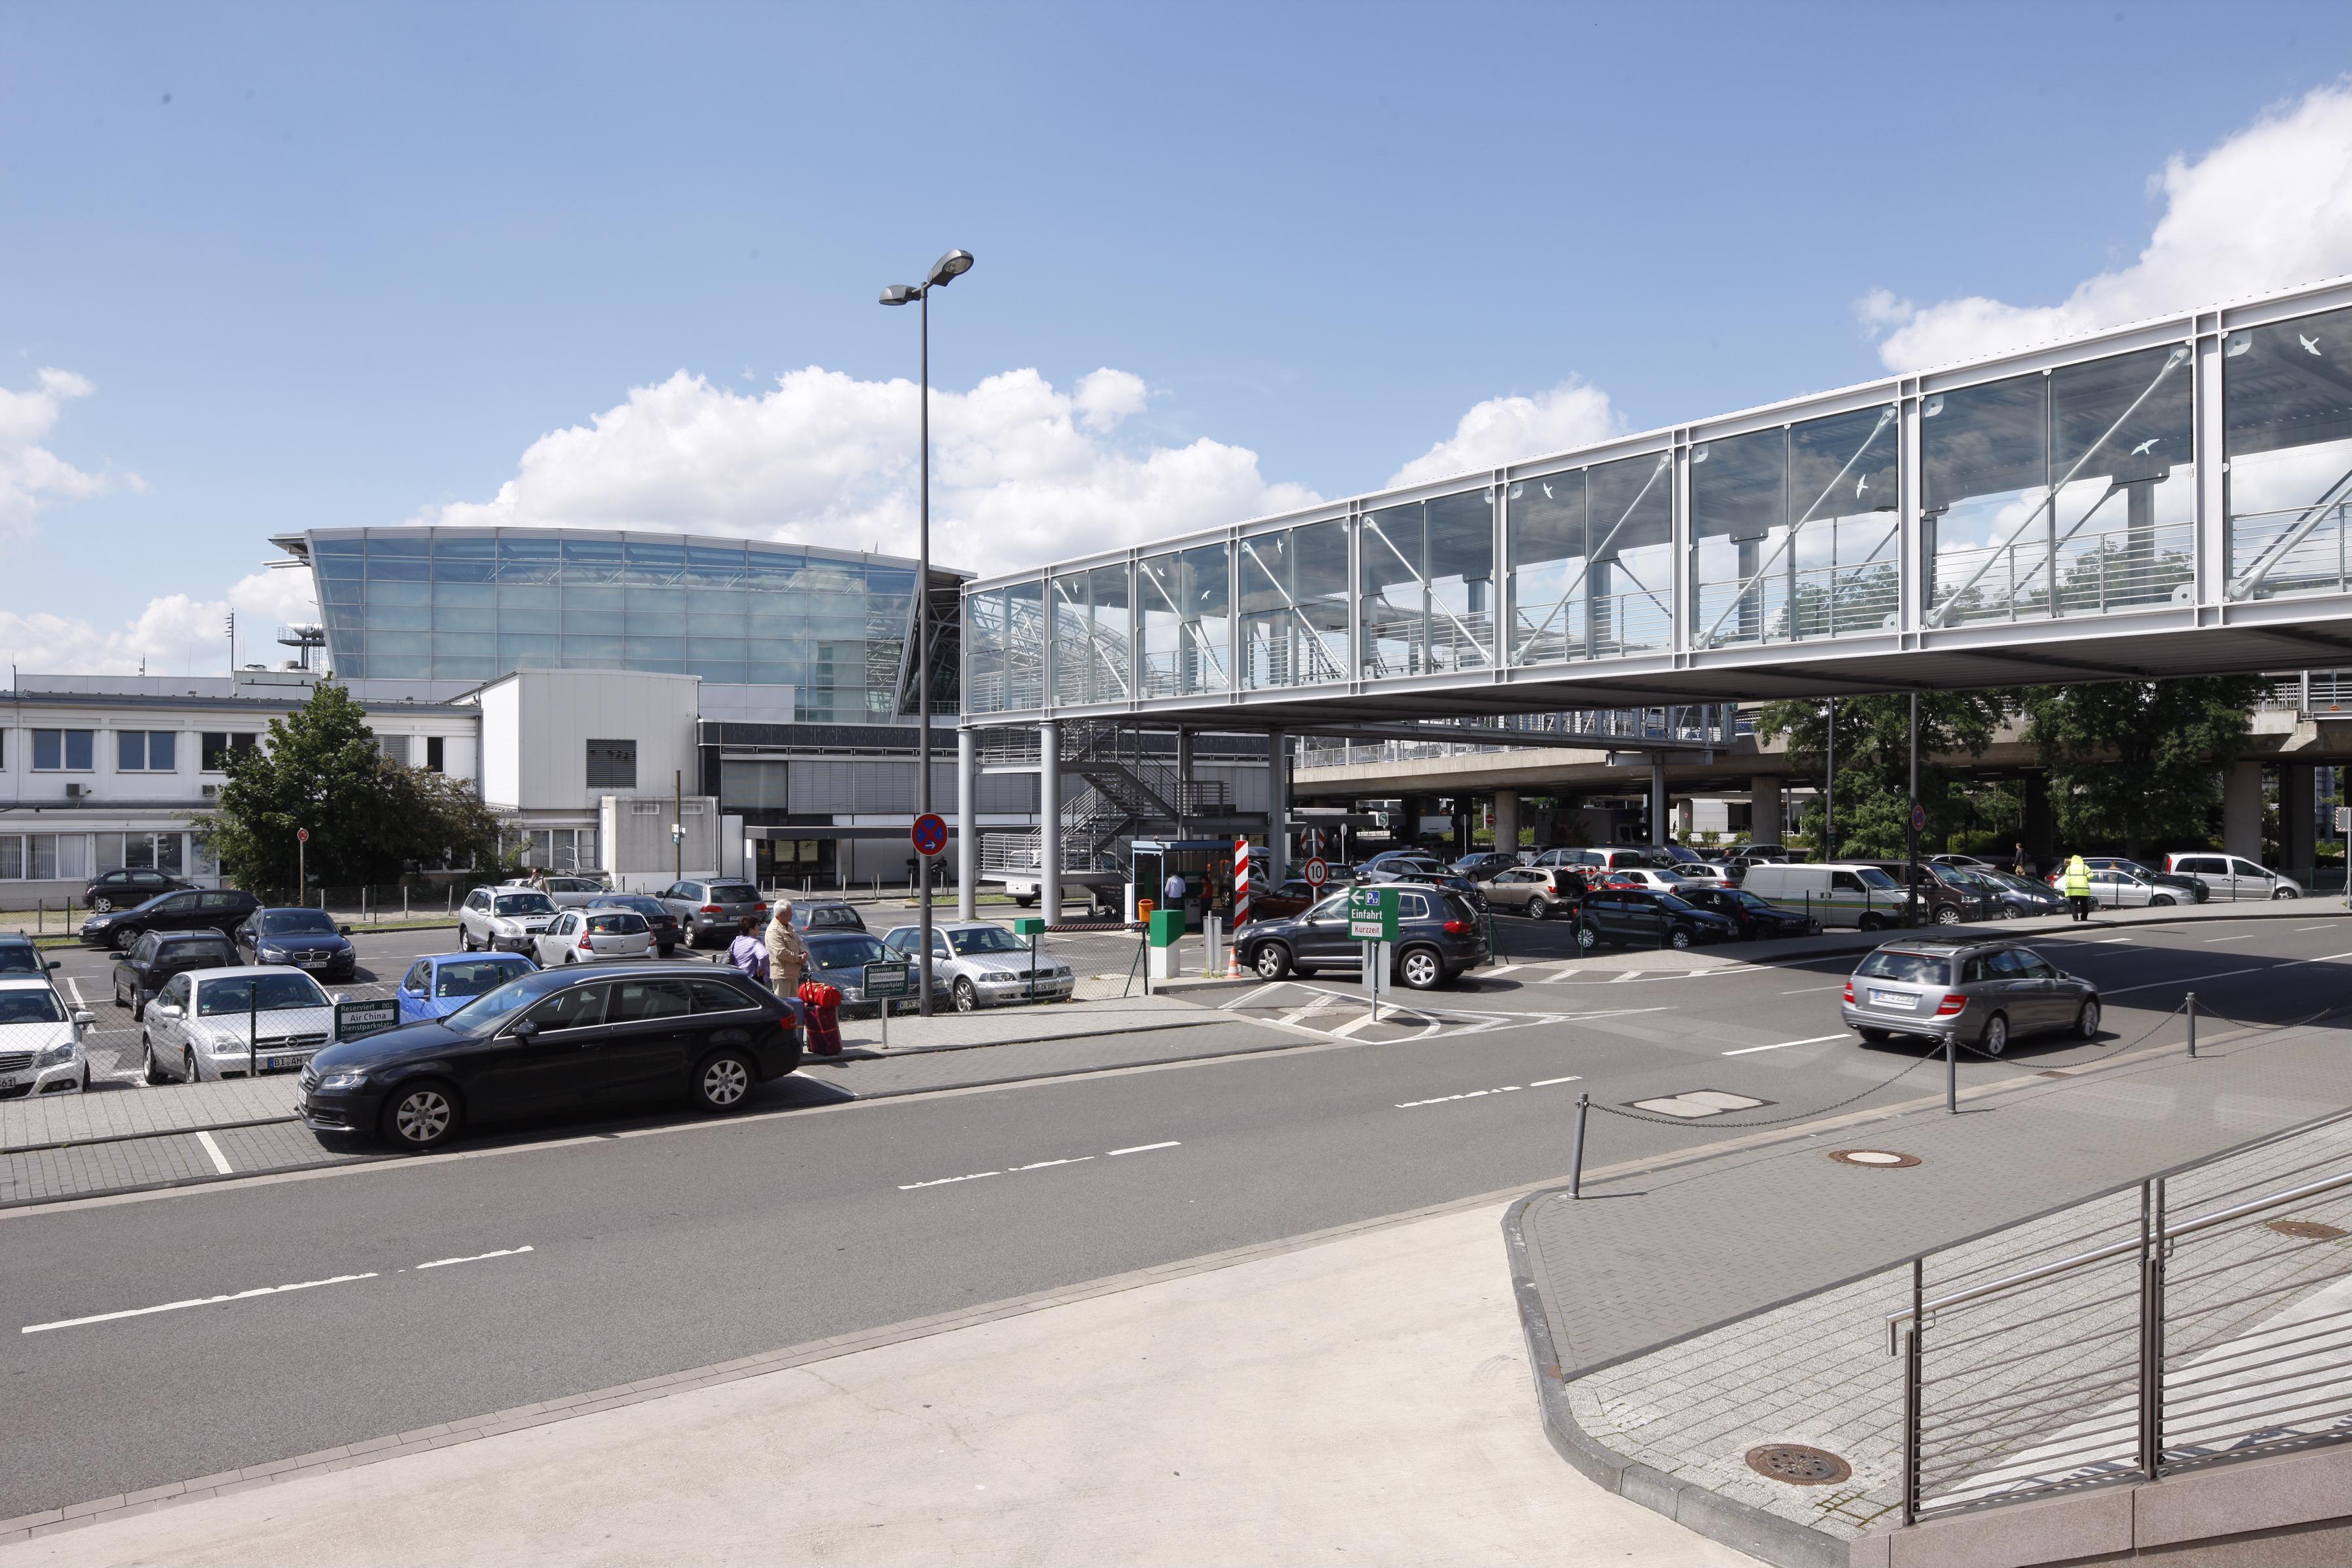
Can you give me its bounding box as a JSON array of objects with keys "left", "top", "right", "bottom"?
[
  {"left": 1950, "top": 1000, "right": 2185, "bottom": 1067},
  {"left": 1587, "top": 1047, "right": 1940, "bottom": 1131}
]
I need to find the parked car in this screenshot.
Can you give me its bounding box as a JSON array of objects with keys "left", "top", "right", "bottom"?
[
  {"left": 532, "top": 908, "right": 656, "bottom": 966},
  {"left": 111, "top": 930, "right": 240, "bottom": 1020},
  {"left": 1740, "top": 862, "right": 1908, "bottom": 930},
  {"left": 1651, "top": 845, "right": 1729, "bottom": 882},
  {"left": 393, "top": 952, "right": 539, "bottom": 1025},
  {"left": 141, "top": 966, "right": 336, "bottom": 1084},
  {"left": 1477, "top": 865, "right": 1585, "bottom": 919},
  {"left": 656, "top": 879, "right": 771, "bottom": 948},
  {"left": 1360, "top": 862, "right": 1489, "bottom": 911},
  {"left": 502, "top": 874, "right": 611, "bottom": 909},
  {"left": 586, "top": 893, "right": 683, "bottom": 956},
  {"left": 881, "top": 920, "right": 1075, "bottom": 1011},
  {"left": 1449, "top": 852, "right": 1520, "bottom": 880},
  {"left": 2083, "top": 857, "right": 2206, "bottom": 903},
  {"left": 1953, "top": 868, "right": 2069, "bottom": 919},
  {"left": 298, "top": 966, "right": 804, "bottom": 1150},
  {"left": 2068, "top": 865, "right": 2186, "bottom": 909},
  {"left": 1927, "top": 853, "right": 1997, "bottom": 871},
  {"left": 1574, "top": 888, "right": 1738, "bottom": 952},
  {"left": 234, "top": 907, "right": 358, "bottom": 981},
  {"left": 83, "top": 868, "right": 196, "bottom": 912},
  {"left": 1722, "top": 845, "right": 1801, "bottom": 886},
  {"left": 1533, "top": 846, "right": 1669, "bottom": 877},
  {"left": 1861, "top": 861, "right": 1999, "bottom": 926},
  {"left": 1609, "top": 866, "right": 1701, "bottom": 895},
  {"left": 789, "top": 900, "right": 869, "bottom": 935},
  {"left": 1673, "top": 884, "right": 1818, "bottom": 941},
  {"left": 457, "top": 886, "right": 560, "bottom": 953},
  {"left": 0, "top": 935, "right": 59, "bottom": 981},
  {"left": 0, "top": 976, "right": 94, "bottom": 1097},
  {"left": 1840, "top": 939, "right": 2098, "bottom": 1057},
  {"left": 2162, "top": 852, "right": 2302, "bottom": 901},
  {"left": 79, "top": 887, "right": 262, "bottom": 950},
  {"left": 1247, "top": 878, "right": 1319, "bottom": 920},
  {"left": 802, "top": 931, "right": 893, "bottom": 1010},
  {"left": 1239, "top": 885, "right": 1489, "bottom": 989}
]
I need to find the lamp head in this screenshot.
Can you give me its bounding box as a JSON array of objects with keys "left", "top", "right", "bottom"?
[
  {"left": 925, "top": 249, "right": 974, "bottom": 288},
  {"left": 878, "top": 284, "right": 920, "bottom": 306}
]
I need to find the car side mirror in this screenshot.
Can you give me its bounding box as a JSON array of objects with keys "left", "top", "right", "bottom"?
[
  {"left": 72, "top": 1009, "right": 95, "bottom": 1026},
  {"left": 339, "top": 926, "right": 353, "bottom": 936},
  {"left": 511, "top": 1019, "right": 539, "bottom": 1040},
  {"left": 155, "top": 1004, "right": 182, "bottom": 1019},
  {"left": 45, "top": 960, "right": 59, "bottom": 972}
]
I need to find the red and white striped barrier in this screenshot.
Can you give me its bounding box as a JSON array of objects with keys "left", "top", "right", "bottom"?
[{"left": 1226, "top": 836, "right": 1250, "bottom": 979}]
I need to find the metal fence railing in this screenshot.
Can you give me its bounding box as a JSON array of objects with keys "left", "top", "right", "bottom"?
[{"left": 1887, "top": 1110, "right": 2352, "bottom": 1523}]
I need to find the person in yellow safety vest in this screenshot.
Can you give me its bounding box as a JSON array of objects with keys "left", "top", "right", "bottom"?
[{"left": 2062, "top": 854, "right": 2092, "bottom": 922}]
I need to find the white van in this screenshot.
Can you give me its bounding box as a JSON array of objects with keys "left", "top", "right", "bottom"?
[
  {"left": 1533, "top": 847, "right": 1661, "bottom": 874},
  {"left": 1741, "top": 861, "right": 1908, "bottom": 930}
]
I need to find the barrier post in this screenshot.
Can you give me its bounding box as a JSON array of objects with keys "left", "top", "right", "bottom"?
[
  {"left": 1569, "top": 1092, "right": 1590, "bottom": 1199},
  {"left": 1946, "top": 1030, "right": 1957, "bottom": 1114},
  {"left": 2185, "top": 990, "right": 2197, "bottom": 1058},
  {"left": 248, "top": 979, "right": 259, "bottom": 1080}
]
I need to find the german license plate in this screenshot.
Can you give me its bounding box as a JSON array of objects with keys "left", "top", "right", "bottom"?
[
  {"left": 300, "top": 958, "right": 331, "bottom": 968},
  {"left": 1870, "top": 989, "right": 1915, "bottom": 1009},
  {"left": 263, "top": 1054, "right": 298, "bottom": 1072}
]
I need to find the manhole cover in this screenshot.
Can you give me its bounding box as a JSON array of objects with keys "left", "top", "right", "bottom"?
[
  {"left": 2267, "top": 1219, "right": 2349, "bottom": 1240},
  {"left": 1746, "top": 1444, "right": 1852, "bottom": 1485},
  {"left": 1830, "top": 1148, "right": 1920, "bottom": 1168}
]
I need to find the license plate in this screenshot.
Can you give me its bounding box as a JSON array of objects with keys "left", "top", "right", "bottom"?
[
  {"left": 1869, "top": 989, "right": 1916, "bottom": 1009},
  {"left": 263, "top": 1054, "right": 300, "bottom": 1072},
  {"left": 300, "top": 958, "right": 331, "bottom": 968},
  {"left": 0, "top": 1071, "right": 26, "bottom": 1088}
]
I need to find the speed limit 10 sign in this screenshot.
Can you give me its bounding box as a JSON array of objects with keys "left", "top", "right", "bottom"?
[{"left": 1304, "top": 857, "right": 1329, "bottom": 888}]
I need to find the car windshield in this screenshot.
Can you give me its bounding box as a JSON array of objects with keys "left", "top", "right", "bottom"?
[
  {"left": 158, "top": 939, "right": 235, "bottom": 962},
  {"left": 1851, "top": 867, "right": 1900, "bottom": 891},
  {"left": 494, "top": 893, "right": 555, "bottom": 916},
  {"left": 1727, "top": 890, "right": 1773, "bottom": 911},
  {"left": 707, "top": 883, "right": 758, "bottom": 903},
  {"left": 799, "top": 907, "right": 862, "bottom": 929},
  {"left": 259, "top": 910, "right": 339, "bottom": 935},
  {"left": 0, "top": 990, "right": 67, "bottom": 1024},
  {"left": 595, "top": 896, "right": 665, "bottom": 916},
  {"left": 808, "top": 934, "right": 888, "bottom": 966},
  {"left": 549, "top": 878, "right": 602, "bottom": 892},
  {"left": 1853, "top": 950, "right": 1951, "bottom": 985},
  {"left": 948, "top": 927, "right": 1027, "bottom": 955},
  {"left": 435, "top": 958, "right": 531, "bottom": 998},
  {"left": 0, "top": 944, "right": 41, "bottom": 974},
  {"left": 195, "top": 973, "right": 327, "bottom": 1014},
  {"left": 442, "top": 971, "right": 572, "bottom": 1035}
]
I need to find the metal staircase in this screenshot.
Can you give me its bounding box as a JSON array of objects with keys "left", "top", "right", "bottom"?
[{"left": 975, "top": 720, "right": 1238, "bottom": 878}]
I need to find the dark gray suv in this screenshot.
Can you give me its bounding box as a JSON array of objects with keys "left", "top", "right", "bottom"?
[{"left": 1242, "top": 886, "right": 1488, "bottom": 990}]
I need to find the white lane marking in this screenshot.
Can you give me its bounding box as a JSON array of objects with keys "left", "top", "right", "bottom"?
[
  {"left": 2092, "top": 937, "right": 2134, "bottom": 944},
  {"left": 412, "top": 1245, "right": 534, "bottom": 1270},
  {"left": 1723, "top": 1032, "right": 1851, "bottom": 1057},
  {"left": 193, "top": 1130, "right": 234, "bottom": 1175},
  {"left": 2104, "top": 950, "right": 2352, "bottom": 996},
  {"left": 1009, "top": 1156, "right": 1093, "bottom": 1171},
  {"left": 1325, "top": 1011, "right": 1381, "bottom": 1038},
  {"left": 1611, "top": 971, "right": 1643, "bottom": 983},
  {"left": 1397, "top": 1086, "right": 1519, "bottom": 1108},
  {"left": 22, "top": 1272, "right": 380, "bottom": 1335},
  {"left": 1529, "top": 1075, "right": 1582, "bottom": 1088},
  {"left": 1783, "top": 983, "right": 1844, "bottom": 993},
  {"left": 899, "top": 1171, "right": 1001, "bottom": 1190},
  {"left": 2204, "top": 933, "right": 2254, "bottom": 943},
  {"left": 1485, "top": 964, "right": 1524, "bottom": 976},
  {"left": 2298, "top": 924, "right": 2336, "bottom": 931},
  {"left": 1276, "top": 991, "right": 1345, "bottom": 1029},
  {"left": 1107, "top": 1141, "right": 1180, "bottom": 1156},
  {"left": 66, "top": 977, "right": 88, "bottom": 1007}
]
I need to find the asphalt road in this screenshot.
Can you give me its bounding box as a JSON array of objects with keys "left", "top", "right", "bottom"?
[{"left": 4, "top": 916, "right": 2349, "bottom": 1519}]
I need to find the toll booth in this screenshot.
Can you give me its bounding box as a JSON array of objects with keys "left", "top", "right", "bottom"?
[{"left": 1129, "top": 838, "right": 1238, "bottom": 933}]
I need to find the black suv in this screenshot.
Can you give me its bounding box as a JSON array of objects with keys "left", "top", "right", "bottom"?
[
  {"left": 1674, "top": 885, "right": 1818, "bottom": 941},
  {"left": 1243, "top": 886, "right": 1489, "bottom": 990},
  {"left": 83, "top": 869, "right": 196, "bottom": 912},
  {"left": 111, "top": 931, "right": 240, "bottom": 1020},
  {"left": 80, "top": 888, "right": 262, "bottom": 949},
  {"left": 1575, "top": 888, "right": 1738, "bottom": 952}
]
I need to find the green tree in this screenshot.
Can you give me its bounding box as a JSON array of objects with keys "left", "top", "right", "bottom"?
[
  {"left": 2020, "top": 676, "right": 2260, "bottom": 859},
  {"left": 193, "top": 684, "right": 500, "bottom": 893},
  {"left": 1758, "top": 690, "right": 2015, "bottom": 859}
]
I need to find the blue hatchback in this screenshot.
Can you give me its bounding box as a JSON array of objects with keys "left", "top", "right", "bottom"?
[{"left": 392, "top": 952, "right": 538, "bottom": 1025}]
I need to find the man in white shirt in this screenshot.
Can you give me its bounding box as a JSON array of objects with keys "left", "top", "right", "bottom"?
[{"left": 1163, "top": 870, "right": 1186, "bottom": 909}]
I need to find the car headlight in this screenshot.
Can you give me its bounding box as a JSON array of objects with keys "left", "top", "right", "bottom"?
[
  {"left": 317, "top": 1069, "right": 369, "bottom": 1091},
  {"left": 257, "top": 945, "right": 287, "bottom": 961},
  {"left": 35, "top": 1041, "right": 77, "bottom": 1069}
]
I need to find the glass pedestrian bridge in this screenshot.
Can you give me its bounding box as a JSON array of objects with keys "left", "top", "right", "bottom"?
[{"left": 963, "top": 276, "right": 2352, "bottom": 727}]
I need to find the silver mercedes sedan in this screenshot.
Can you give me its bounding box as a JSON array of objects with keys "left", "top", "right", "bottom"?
[{"left": 1840, "top": 939, "right": 2100, "bottom": 1057}]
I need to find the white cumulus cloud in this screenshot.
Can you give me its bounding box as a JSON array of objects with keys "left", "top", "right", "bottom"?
[
  {"left": 0, "top": 368, "right": 111, "bottom": 540},
  {"left": 1862, "top": 80, "right": 2352, "bottom": 370},
  {"left": 2, "top": 568, "right": 321, "bottom": 680},
  {"left": 1386, "top": 380, "right": 1622, "bottom": 490}
]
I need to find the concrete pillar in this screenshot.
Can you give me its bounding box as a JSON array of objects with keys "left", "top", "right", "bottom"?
[
  {"left": 1750, "top": 775, "right": 1782, "bottom": 844},
  {"left": 1493, "top": 789, "right": 1521, "bottom": 858},
  {"left": 956, "top": 728, "right": 978, "bottom": 920},
  {"left": 2223, "top": 759, "right": 2263, "bottom": 863},
  {"left": 1649, "top": 757, "right": 1668, "bottom": 846},
  {"left": 1175, "top": 728, "right": 1194, "bottom": 837},
  {"left": 2281, "top": 762, "right": 2316, "bottom": 874},
  {"left": 1266, "top": 730, "right": 1290, "bottom": 884},
  {"left": 1038, "top": 720, "right": 1061, "bottom": 920}
]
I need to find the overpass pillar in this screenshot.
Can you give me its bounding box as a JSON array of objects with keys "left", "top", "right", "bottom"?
[
  {"left": 1038, "top": 721, "right": 1061, "bottom": 920},
  {"left": 2223, "top": 759, "right": 2262, "bottom": 863},
  {"left": 2281, "top": 763, "right": 2316, "bottom": 874},
  {"left": 1493, "top": 789, "right": 1521, "bottom": 858},
  {"left": 1750, "top": 775, "right": 1782, "bottom": 845},
  {"left": 1267, "top": 730, "right": 1291, "bottom": 884},
  {"left": 1175, "top": 728, "right": 1194, "bottom": 838},
  {"left": 1649, "top": 757, "right": 1668, "bottom": 846},
  {"left": 956, "top": 728, "right": 978, "bottom": 920}
]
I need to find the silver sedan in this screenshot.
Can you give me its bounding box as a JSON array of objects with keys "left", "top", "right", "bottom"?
[
  {"left": 1840, "top": 939, "right": 2100, "bottom": 1057},
  {"left": 532, "top": 909, "right": 656, "bottom": 966}
]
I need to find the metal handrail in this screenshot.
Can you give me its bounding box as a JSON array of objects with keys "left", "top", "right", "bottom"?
[{"left": 1887, "top": 1167, "right": 2352, "bottom": 1356}]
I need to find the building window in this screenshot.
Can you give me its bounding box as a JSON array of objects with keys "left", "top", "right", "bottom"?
[
  {"left": 201, "top": 733, "right": 259, "bottom": 772},
  {"left": 121, "top": 833, "right": 185, "bottom": 874},
  {"left": 380, "top": 735, "right": 410, "bottom": 765},
  {"left": 0, "top": 833, "right": 87, "bottom": 880},
  {"left": 425, "top": 735, "right": 445, "bottom": 773},
  {"left": 585, "top": 739, "right": 637, "bottom": 790},
  {"left": 117, "top": 731, "right": 179, "bottom": 772},
  {"left": 33, "top": 730, "right": 94, "bottom": 771}
]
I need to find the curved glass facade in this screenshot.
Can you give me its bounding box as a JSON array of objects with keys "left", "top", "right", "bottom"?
[{"left": 298, "top": 528, "right": 928, "bottom": 722}]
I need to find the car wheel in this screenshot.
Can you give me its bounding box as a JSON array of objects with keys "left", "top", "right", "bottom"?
[
  {"left": 2273, "top": 886, "right": 2298, "bottom": 900},
  {"left": 1668, "top": 926, "right": 1694, "bottom": 951},
  {"left": 108, "top": 928, "right": 133, "bottom": 951},
  {"left": 381, "top": 1082, "right": 461, "bottom": 1151},
  {"left": 1857, "top": 1027, "right": 1892, "bottom": 1044},
  {"left": 184, "top": 1049, "right": 200, "bottom": 1084},
  {"left": 1525, "top": 898, "right": 1549, "bottom": 922},
  {"left": 1577, "top": 924, "right": 1600, "bottom": 951},
  {"left": 132, "top": 994, "right": 146, "bottom": 1022},
  {"left": 692, "top": 1049, "right": 755, "bottom": 1113},
  {"left": 142, "top": 1037, "right": 168, "bottom": 1086},
  {"left": 1934, "top": 905, "right": 1963, "bottom": 926},
  {"left": 1860, "top": 913, "right": 1888, "bottom": 932},
  {"left": 2151, "top": 894, "right": 2176, "bottom": 907},
  {"left": 2075, "top": 998, "right": 2101, "bottom": 1040},
  {"left": 1398, "top": 945, "right": 1443, "bottom": 990},
  {"left": 1978, "top": 1011, "right": 2010, "bottom": 1058},
  {"left": 2002, "top": 905, "right": 2023, "bottom": 920},
  {"left": 1251, "top": 943, "right": 1291, "bottom": 981},
  {"left": 952, "top": 977, "right": 979, "bottom": 1013},
  {"left": 92, "top": 896, "right": 113, "bottom": 913},
  {"left": 460, "top": 927, "right": 476, "bottom": 952}
]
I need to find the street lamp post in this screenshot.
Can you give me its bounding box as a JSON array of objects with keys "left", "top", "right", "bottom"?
[{"left": 881, "top": 248, "right": 974, "bottom": 1016}]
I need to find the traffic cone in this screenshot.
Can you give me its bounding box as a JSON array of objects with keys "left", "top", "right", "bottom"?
[{"left": 1225, "top": 926, "right": 1244, "bottom": 979}]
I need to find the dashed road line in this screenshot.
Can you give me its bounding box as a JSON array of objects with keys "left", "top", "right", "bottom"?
[
  {"left": 23, "top": 1272, "right": 380, "bottom": 1335},
  {"left": 412, "top": 1245, "right": 533, "bottom": 1270},
  {"left": 899, "top": 1171, "right": 1000, "bottom": 1190},
  {"left": 192, "top": 1130, "right": 234, "bottom": 1175},
  {"left": 1723, "top": 1032, "right": 1850, "bottom": 1057},
  {"left": 901, "top": 1140, "right": 1179, "bottom": 1190},
  {"left": 1396, "top": 1076, "right": 1580, "bottom": 1109},
  {"left": 1107, "top": 1141, "right": 1180, "bottom": 1156},
  {"left": 1529, "top": 1075, "right": 1581, "bottom": 1088},
  {"left": 2204, "top": 933, "right": 2254, "bottom": 943},
  {"left": 2104, "top": 950, "right": 2352, "bottom": 996}
]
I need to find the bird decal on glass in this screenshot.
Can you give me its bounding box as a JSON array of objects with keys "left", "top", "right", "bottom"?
[
  {"left": 2130, "top": 437, "right": 2163, "bottom": 455},
  {"left": 2302, "top": 334, "right": 2324, "bottom": 356}
]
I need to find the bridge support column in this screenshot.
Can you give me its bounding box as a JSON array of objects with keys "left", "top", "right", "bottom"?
[
  {"left": 1493, "top": 789, "right": 1521, "bottom": 858},
  {"left": 956, "top": 728, "right": 977, "bottom": 920},
  {"left": 1038, "top": 721, "right": 1061, "bottom": 921},
  {"left": 1750, "top": 775, "right": 1782, "bottom": 845},
  {"left": 1175, "top": 728, "right": 1194, "bottom": 838},
  {"left": 1267, "top": 730, "right": 1290, "bottom": 884},
  {"left": 1649, "top": 757, "right": 1668, "bottom": 846},
  {"left": 2281, "top": 762, "right": 2316, "bottom": 874},
  {"left": 2224, "top": 759, "right": 2262, "bottom": 863}
]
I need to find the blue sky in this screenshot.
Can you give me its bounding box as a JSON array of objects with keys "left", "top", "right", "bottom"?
[{"left": 3, "top": 1, "right": 2349, "bottom": 672}]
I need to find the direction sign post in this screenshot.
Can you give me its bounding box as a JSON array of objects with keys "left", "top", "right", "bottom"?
[
  {"left": 910, "top": 813, "right": 949, "bottom": 1016},
  {"left": 296, "top": 827, "right": 309, "bottom": 909},
  {"left": 1347, "top": 886, "right": 1400, "bottom": 1023},
  {"left": 863, "top": 960, "right": 913, "bottom": 1047}
]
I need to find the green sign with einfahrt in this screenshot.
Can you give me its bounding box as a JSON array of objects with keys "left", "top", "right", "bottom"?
[{"left": 1347, "top": 884, "right": 1399, "bottom": 941}]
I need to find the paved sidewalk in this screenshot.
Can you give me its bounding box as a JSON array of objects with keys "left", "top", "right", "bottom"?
[{"left": 0, "top": 1198, "right": 1757, "bottom": 1567}]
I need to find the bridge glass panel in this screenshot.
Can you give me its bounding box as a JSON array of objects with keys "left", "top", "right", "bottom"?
[
  {"left": 1692, "top": 407, "right": 1900, "bottom": 648},
  {"left": 1506, "top": 468, "right": 1588, "bottom": 665},
  {"left": 1137, "top": 543, "right": 1230, "bottom": 698},
  {"left": 1240, "top": 519, "right": 1349, "bottom": 690},
  {"left": 962, "top": 585, "right": 1013, "bottom": 714},
  {"left": 1584, "top": 454, "right": 1675, "bottom": 656},
  {"left": 1358, "top": 490, "right": 1495, "bottom": 678},
  {"left": 1002, "top": 579, "right": 1046, "bottom": 711},
  {"left": 1050, "top": 562, "right": 1133, "bottom": 706},
  {"left": 1925, "top": 345, "right": 2193, "bottom": 627},
  {"left": 2224, "top": 306, "right": 2352, "bottom": 602}
]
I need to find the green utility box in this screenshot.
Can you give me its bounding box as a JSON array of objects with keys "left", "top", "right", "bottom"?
[
  {"left": 1011, "top": 916, "right": 1046, "bottom": 937},
  {"left": 1148, "top": 908, "right": 1186, "bottom": 948}
]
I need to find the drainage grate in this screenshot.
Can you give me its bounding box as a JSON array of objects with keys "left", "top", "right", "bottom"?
[
  {"left": 1626, "top": 1089, "right": 1770, "bottom": 1119},
  {"left": 1829, "top": 1148, "right": 1921, "bottom": 1169},
  {"left": 2266, "top": 1219, "right": 2349, "bottom": 1240},
  {"left": 1745, "top": 1443, "right": 1852, "bottom": 1485}
]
